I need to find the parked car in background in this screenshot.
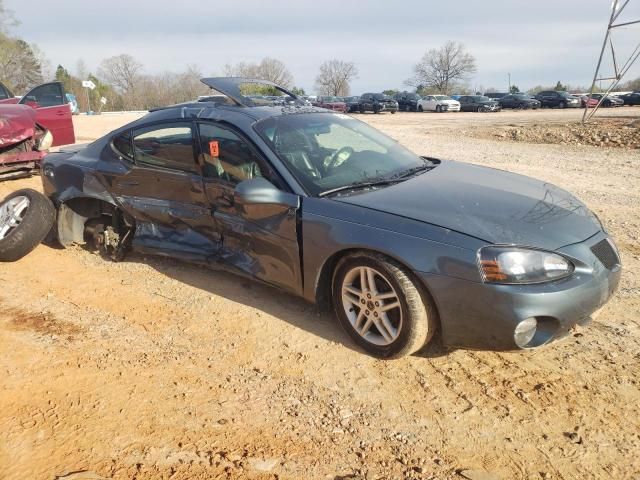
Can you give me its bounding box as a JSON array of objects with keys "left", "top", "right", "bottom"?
[
  {"left": 535, "top": 91, "right": 580, "bottom": 108},
  {"left": 618, "top": 91, "right": 640, "bottom": 106},
  {"left": 574, "top": 95, "right": 598, "bottom": 108},
  {"left": 313, "top": 96, "right": 348, "bottom": 113},
  {"left": 358, "top": 93, "right": 398, "bottom": 114},
  {"left": 0, "top": 81, "right": 75, "bottom": 180},
  {"left": 498, "top": 94, "right": 541, "bottom": 109},
  {"left": 450, "top": 95, "right": 463, "bottom": 100},
  {"left": 343, "top": 96, "right": 360, "bottom": 113},
  {"left": 66, "top": 93, "right": 80, "bottom": 114},
  {"left": 417, "top": 95, "right": 461, "bottom": 112},
  {"left": 394, "top": 92, "right": 421, "bottom": 112},
  {"left": 458, "top": 95, "right": 502, "bottom": 112},
  {"left": 484, "top": 92, "right": 509, "bottom": 101},
  {"left": 588, "top": 93, "right": 624, "bottom": 108},
  {"left": 16, "top": 76, "right": 619, "bottom": 359}
]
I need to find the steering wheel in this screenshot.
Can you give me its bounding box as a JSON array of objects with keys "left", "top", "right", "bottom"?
[{"left": 326, "top": 146, "right": 355, "bottom": 170}]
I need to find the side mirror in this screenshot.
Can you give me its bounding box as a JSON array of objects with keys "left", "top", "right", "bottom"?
[{"left": 234, "top": 177, "right": 299, "bottom": 210}]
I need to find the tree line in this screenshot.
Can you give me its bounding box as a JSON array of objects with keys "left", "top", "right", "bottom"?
[{"left": 1, "top": 0, "right": 639, "bottom": 112}]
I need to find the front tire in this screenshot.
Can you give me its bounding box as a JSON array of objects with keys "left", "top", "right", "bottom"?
[
  {"left": 332, "top": 252, "right": 436, "bottom": 358},
  {"left": 436, "top": 105, "right": 442, "bottom": 113},
  {"left": 418, "top": 105, "right": 423, "bottom": 112},
  {"left": 0, "top": 189, "right": 55, "bottom": 262}
]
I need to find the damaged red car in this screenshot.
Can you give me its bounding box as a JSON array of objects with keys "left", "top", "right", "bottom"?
[{"left": 0, "top": 81, "right": 75, "bottom": 180}]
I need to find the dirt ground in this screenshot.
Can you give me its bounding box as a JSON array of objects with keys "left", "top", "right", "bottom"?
[{"left": 1, "top": 107, "right": 639, "bottom": 480}]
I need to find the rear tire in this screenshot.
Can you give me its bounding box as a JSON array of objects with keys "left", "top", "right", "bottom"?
[
  {"left": 332, "top": 252, "right": 436, "bottom": 359},
  {"left": 0, "top": 189, "right": 55, "bottom": 262}
]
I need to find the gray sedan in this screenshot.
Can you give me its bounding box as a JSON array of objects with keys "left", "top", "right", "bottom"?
[{"left": 32, "top": 78, "right": 620, "bottom": 358}]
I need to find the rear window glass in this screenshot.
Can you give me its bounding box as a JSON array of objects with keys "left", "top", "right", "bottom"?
[
  {"left": 112, "top": 132, "right": 133, "bottom": 161},
  {"left": 132, "top": 122, "right": 196, "bottom": 173}
]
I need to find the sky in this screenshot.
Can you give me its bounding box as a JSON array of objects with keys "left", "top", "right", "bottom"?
[{"left": 4, "top": 0, "right": 640, "bottom": 94}]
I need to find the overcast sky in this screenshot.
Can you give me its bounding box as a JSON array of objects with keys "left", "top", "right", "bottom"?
[{"left": 5, "top": 0, "right": 640, "bottom": 93}]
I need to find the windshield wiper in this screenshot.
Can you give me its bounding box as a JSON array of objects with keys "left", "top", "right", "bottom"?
[
  {"left": 318, "top": 178, "right": 401, "bottom": 197},
  {"left": 390, "top": 163, "right": 435, "bottom": 180}
]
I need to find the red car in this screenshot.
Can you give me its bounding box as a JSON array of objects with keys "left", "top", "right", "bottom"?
[
  {"left": 575, "top": 95, "right": 598, "bottom": 108},
  {"left": 0, "top": 81, "right": 75, "bottom": 179},
  {"left": 312, "top": 96, "right": 348, "bottom": 113}
]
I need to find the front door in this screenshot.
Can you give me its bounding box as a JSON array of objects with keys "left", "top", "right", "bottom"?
[
  {"left": 19, "top": 82, "right": 75, "bottom": 146},
  {"left": 107, "top": 121, "right": 220, "bottom": 260},
  {"left": 195, "top": 121, "right": 302, "bottom": 294}
]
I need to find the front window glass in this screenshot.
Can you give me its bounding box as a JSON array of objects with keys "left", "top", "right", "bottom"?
[
  {"left": 372, "top": 94, "right": 387, "bottom": 100},
  {"left": 256, "top": 113, "right": 431, "bottom": 196},
  {"left": 20, "top": 83, "right": 65, "bottom": 107},
  {"left": 197, "top": 123, "right": 265, "bottom": 184}
]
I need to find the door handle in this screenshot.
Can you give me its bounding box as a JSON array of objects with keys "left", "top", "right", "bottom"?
[
  {"left": 117, "top": 180, "right": 140, "bottom": 187},
  {"left": 56, "top": 111, "right": 66, "bottom": 116}
]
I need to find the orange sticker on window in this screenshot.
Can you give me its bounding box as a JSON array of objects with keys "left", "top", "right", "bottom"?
[{"left": 208, "top": 140, "right": 219, "bottom": 157}]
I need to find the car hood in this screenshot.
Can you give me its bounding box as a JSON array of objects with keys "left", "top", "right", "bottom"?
[
  {"left": 440, "top": 99, "right": 460, "bottom": 105},
  {"left": 333, "top": 160, "right": 600, "bottom": 250},
  {"left": 0, "top": 104, "right": 37, "bottom": 148}
]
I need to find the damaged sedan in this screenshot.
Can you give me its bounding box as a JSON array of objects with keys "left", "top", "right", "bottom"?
[
  {"left": 0, "top": 81, "right": 75, "bottom": 180},
  {"left": 6, "top": 77, "right": 620, "bottom": 358}
]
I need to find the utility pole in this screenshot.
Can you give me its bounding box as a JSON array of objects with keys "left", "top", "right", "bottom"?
[{"left": 508, "top": 73, "right": 511, "bottom": 93}]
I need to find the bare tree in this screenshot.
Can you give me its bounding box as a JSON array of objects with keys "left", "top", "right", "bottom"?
[
  {"left": 257, "top": 58, "right": 293, "bottom": 88},
  {"left": 315, "top": 60, "right": 358, "bottom": 96},
  {"left": 98, "top": 54, "right": 143, "bottom": 94},
  {"left": 223, "top": 57, "right": 294, "bottom": 88},
  {"left": 407, "top": 41, "right": 476, "bottom": 95}
]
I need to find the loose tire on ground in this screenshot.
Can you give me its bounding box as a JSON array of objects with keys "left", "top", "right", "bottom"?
[
  {"left": 0, "top": 189, "right": 55, "bottom": 262},
  {"left": 332, "top": 251, "right": 437, "bottom": 359}
]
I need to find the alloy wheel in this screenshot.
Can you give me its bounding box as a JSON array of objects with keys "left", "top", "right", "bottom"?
[
  {"left": 0, "top": 195, "right": 30, "bottom": 240},
  {"left": 341, "top": 266, "right": 403, "bottom": 346}
]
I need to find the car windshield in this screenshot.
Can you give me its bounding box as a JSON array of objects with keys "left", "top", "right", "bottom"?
[
  {"left": 471, "top": 96, "right": 491, "bottom": 101},
  {"left": 434, "top": 95, "right": 452, "bottom": 100},
  {"left": 323, "top": 96, "right": 339, "bottom": 102},
  {"left": 255, "top": 113, "right": 432, "bottom": 196},
  {"left": 373, "top": 94, "right": 388, "bottom": 100}
]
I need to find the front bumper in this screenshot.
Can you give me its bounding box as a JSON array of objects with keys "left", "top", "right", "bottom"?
[{"left": 418, "top": 231, "right": 621, "bottom": 350}]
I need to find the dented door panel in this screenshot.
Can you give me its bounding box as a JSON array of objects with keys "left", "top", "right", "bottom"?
[
  {"left": 204, "top": 180, "right": 302, "bottom": 295},
  {"left": 107, "top": 166, "right": 221, "bottom": 257}
]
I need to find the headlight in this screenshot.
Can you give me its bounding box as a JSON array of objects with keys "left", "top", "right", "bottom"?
[
  {"left": 36, "top": 129, "right": 53, "bottom": 151},
  {"left": 478, "top": 246, "right": 574, "bottom": 284}
]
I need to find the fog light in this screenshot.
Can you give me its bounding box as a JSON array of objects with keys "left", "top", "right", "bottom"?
[{"left": 514, "top": 317, "right": 537, "bottom": 348}]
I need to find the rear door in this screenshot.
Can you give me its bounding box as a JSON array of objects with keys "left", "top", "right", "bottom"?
[
  {"left": 196, "top": 120, "right": 302, "bottom": 293},
  {"left": 19, "top": 82, "right": 75, "bottom": 146},
  {"left": 108, "top": 121, "right": 221, "bottom": 259}
]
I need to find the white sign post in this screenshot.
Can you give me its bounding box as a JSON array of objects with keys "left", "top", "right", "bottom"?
[
  {"left": 82, "top": 80, "right": 96, "bottom": 114},
  {"left": 98, "top": 96, "right": 107, "bottom": 114}
]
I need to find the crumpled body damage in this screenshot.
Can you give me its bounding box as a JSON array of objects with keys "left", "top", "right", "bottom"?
[{"left": 0, "top": 105, "right": 46, "bottom": 179}]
